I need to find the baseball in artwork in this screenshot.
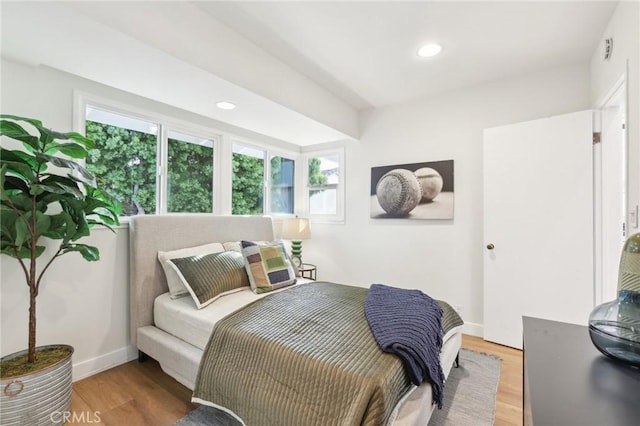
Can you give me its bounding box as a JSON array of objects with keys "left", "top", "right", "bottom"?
[{"left": 370, "top": 160, "right": 454, "bottom": 219}]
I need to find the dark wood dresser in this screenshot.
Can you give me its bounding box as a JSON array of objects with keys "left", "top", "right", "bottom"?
[{"left": 523, "top": 316, "right": 640, "bottom": 425}]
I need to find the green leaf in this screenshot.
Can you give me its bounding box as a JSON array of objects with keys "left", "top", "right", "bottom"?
[
  {"left": 0, "top": 207, "right": 18, "bottom": 240},
  {"left": 14, "top": 213, "right": 32, "bottom": 247},
  {"left": 0, "top": 164, "right": 6, "bottom": 201},
  {"left": 33, "top": 211, "right": 51, "bottom": 238},
  {"left": 1, "top": 149, "right": 39, "bottom": 181},
  {"left": 64, "top": 132, "right": 95, "bottom": 150},
  {"left": 44, "top": 142, "right": 89, "bottom": 159},
  {"left": 0, "top": 115, "right": 43, "bottom": 128},
  {"left": 71, "top": 218, "right": 90, "bottom": 241},
  {"left": 1, "top": 246, "right": 20, "bottom": 259},
  {"left": 35, "top": 153, "right": 96, "bottom": 185},
  {"left": 59, "top": 210, "right": 77, "bottom": 244},
  {"left": 3, "top": 192, "right": 33, "bottom": 211},
  {"left": 3, "top": 175, "right": 30, "bottom": 194},
  {"left": 31, "top": 183, "right": 65, "bottom": 196},
  {"left": 0, "top": 119, "right": 40, "bottom": 152},
  {"left": 3, "top": 245, "right": 45, "bottom": 259},
  {"left": 37, "top": 175, "right": 83, "bottom": 198},
  {"left": 1, "top": 115, "right": 95, "bottom": 157},
  {"left": 0, "top": 148, "right": 39, "bottom": 169},
  {"left": 42, "top": 212, "right": 72, "bottom": 239},
  {"left": 29, "top": 185, "right": 44, "bottom": 196},
  {"left": 62, "top": 243, "right": 100, "bottom": 261},
  {"left": 1, "top": 160, "right": 36, "bottom": 183}
]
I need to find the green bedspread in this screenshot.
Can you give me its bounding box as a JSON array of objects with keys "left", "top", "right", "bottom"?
[{"left": 193, "top": 282, "right": 462, "bottom": 426}]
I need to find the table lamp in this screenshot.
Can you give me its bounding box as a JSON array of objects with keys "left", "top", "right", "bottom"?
[{"left": 280, "top": 218, "right": 311, "bottom": 269}]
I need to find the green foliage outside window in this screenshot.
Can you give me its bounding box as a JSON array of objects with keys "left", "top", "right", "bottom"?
[
  {"left": 167, "top": 138, "right": 213, "bottom": 213},
  {"left": 86, "top": 121, "right": 214, "bottom": 215},
  {"left": 308, "top": 158, "right": 328, "bottom": 186},
  {"left": 86, "top": 119, "right": 330, "bottom": 217},
  {"left": 232, "top": 152, "right": 264, "bottom": 215},
  {"left": 86, "top": 120, "right": 157, "bottom": 215}
]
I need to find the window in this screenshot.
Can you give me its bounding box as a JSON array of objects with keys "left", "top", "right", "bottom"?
[
  {"left": 167, "top": 131, "right": 214, "bottom": 213},
  {"left": 232, "top": 145, "right": 264, "bottom": 215},
  {"left": 231, "top": 144, "right": 296, "bottom": 216},
  {"left": 85, "top": 107, "right": 159, "bottom": 215},
  {"left": 80, "top": 96, "right": 322, "bottom": 220},
  {"left": 270, "top": 155, "right": 295, "bottom": 214},
  {"left": 307, "top": 150, "right": 344, "bottom": 221},
  {"left": 84, "top": 104, "right": 216, "bottom": 216}
]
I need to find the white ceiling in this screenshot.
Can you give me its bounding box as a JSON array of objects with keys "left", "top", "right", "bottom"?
[
  {"left": 198, "top": 1, "right": 617, "bottom": 109},
  {"left": 1, "top": 1, "right": 618, "bottom": 146}
]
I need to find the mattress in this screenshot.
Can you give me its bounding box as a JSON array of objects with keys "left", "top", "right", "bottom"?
[
  {"left": 154, "top": 281, "right": 463, "bottom": 351},
  {"left": 154, "top": 279, "right": 313, "bottom": 350}
]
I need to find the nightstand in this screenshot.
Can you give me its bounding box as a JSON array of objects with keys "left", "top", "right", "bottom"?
[{"left": 299, "top": 263, "right": 317, "bottom": 281}]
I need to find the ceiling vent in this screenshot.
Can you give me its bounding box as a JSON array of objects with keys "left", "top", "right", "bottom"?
[{"left": 604, "top": 38, "right": 613, "bottom": 60}]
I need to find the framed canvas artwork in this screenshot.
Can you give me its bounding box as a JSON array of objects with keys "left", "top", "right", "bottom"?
[{"left": 370, "top": 159, "right": 454, "bottom": 219}]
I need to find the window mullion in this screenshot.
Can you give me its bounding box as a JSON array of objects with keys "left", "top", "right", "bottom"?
[
  {"left": 265, "top": 150, "right": 271, "bottom": 216},
  {"left": 297, "top": 154, "right": 309, "bottom": 216},
  {"left": 158, "top": 124, "right": 168, "bottom": 214}
]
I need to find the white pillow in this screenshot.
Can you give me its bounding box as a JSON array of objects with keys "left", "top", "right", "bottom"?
[
  {"left": 158, "top": 242, "right": 225, "bottom": 298},
  {"left": 222, "top": 241, "right": 269, "bottom": 252}
]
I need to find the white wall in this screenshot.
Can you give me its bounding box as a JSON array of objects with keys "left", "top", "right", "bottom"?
[
  {"left": 304, "top": 64, "right": 591, "bottom": 334},
  {"left": 0, "top": 59, "right": 299, "bottom": 380},
  {"left": 590, "top": 0, "right": 640, "bottom": 233}
]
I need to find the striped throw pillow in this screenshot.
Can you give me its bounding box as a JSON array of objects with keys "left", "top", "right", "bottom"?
[
  {"left": 241, "top": 240, "right": 297, "bottom": 294},
  {"left": 169, "top": 251, "right": 249, "bottom": 309}
]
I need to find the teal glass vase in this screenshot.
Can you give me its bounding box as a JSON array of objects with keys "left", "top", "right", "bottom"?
[{"left": 589, "top": 233, "right": 640, "bottom": 366}]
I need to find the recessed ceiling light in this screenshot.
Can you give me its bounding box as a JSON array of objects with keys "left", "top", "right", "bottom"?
[
  {"left": 216, "top": 101, "right": 236, "bottom": 110},
  {"left": 417, "top": 43, "right": 442, "bottom": 58}
]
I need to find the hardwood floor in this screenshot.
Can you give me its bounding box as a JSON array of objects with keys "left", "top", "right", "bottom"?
[
  {"left": 461, "top": 335, "right": 523, "bottom": 426},
  {"left": 71, "top": 335, "right": 522, "bottom": 425}
]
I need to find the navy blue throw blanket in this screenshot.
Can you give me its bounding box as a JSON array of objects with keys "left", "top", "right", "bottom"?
[{"left": 364, "top": 284, "right": 445, "bottom": 408}]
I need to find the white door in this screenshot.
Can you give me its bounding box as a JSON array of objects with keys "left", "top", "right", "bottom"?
[
  {"left": 483, "top": 110, "right": 594, "bottom": 349},
  {"left": 598, "top": 87, "right": 627, "bottom": 303}
]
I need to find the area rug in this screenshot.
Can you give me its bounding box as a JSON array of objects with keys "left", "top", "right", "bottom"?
[
  {"left": 174, "top": 348, "right": 501, "bottom": 426},
  {"left": 428, "top": 348, "right": 501, "bottom": 426}
]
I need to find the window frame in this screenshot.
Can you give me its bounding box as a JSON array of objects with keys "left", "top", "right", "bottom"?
[
  {"left": 74, "top": 92, "right": 344, "bottom": 223},
  {"left": 231, "top": 139, "right": 298, "bottom": 217},
  {"left": 163, "top": 126, "right": 217, "bottom": 215},
  {"left": 302, "top": 147, "right": 345, "bottom": 223},
  {"left": 75, "top": 92, "right": 223, "bottom": 219}
]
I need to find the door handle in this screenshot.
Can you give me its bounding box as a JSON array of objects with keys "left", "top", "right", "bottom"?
[{"left": 486, "top": 243, "right": 495, "bottom": 250}]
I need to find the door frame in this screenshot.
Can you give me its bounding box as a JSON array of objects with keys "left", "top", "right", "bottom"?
[{"left": 593, "top": 73, "right": 628, "bottom": 305}]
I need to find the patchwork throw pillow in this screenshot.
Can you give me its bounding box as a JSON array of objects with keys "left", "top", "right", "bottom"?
[
  {"left": 158, "top": 242, "right": 225, "bottom": 298},
  {"left": 225, "top": 240, "right": 299, "bottom": 276},
  {"left": 168, "top": 251, "right": 249, "bottom": 309},
  {"left": 241, "top": 240, "right": 297, "bottom": 294}
]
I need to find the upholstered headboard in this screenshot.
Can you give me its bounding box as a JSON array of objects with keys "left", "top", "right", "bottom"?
[{"left": 129, "top": 214, "right": 275, "bottom": 346}]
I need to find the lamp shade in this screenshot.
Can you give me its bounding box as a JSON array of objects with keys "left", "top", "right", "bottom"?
[{"left": 280, "top": 218, "right": 311, "bottom": 240}]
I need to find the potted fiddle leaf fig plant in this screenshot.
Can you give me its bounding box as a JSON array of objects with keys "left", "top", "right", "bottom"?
[{"left": 0, "top": 114, "right": 121, "bottom": 425}]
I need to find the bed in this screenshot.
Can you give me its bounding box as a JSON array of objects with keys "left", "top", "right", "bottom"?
[{"left": 129, "top": 214, "right": 463, "bottom": 425}]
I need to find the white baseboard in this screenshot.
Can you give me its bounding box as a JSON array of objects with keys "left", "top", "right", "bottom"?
[
  {"left": 72, "top": 345, "right": 138, "bottom": 382},
  {"left": 462, "top": 321, "right": 483, "bottom": 337}
]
